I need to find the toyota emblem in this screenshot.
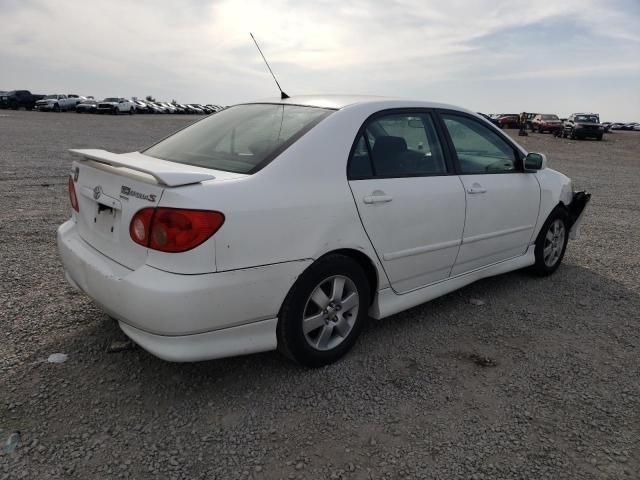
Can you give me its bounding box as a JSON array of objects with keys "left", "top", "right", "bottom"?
[{"left": 93, "top": 185, "right": 102, "bottom": 200}]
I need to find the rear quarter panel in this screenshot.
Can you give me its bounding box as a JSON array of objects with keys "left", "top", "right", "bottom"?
[{"left": 199, "top": 105, "right": 390, "bottom": 288}]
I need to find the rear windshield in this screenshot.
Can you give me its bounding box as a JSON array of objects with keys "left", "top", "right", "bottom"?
[
  {"left": 144, "top": 103, "right": 333, "bottom": 174},
  {"left": 542, "top": 114, "right": 559, "bottom": 120}
]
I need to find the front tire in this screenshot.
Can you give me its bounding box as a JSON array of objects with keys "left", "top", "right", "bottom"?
[
  {"left": 277, "top": 254, "right": 370, "bottom": 367},
  {"left": 531, "top": 208, "right": 569, "bottom": 276}
]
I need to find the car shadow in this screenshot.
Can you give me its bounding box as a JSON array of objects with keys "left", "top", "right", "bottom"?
[{"left": 8, "top": 261, "right": 638, "bottom": 391}]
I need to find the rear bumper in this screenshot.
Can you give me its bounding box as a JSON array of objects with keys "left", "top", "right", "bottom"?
[
  {"left": 119, "top": 318, "right": 278, "bottom": 362},
  {"left": 57, "top": 220, "right": 311, "bottom": 361}
]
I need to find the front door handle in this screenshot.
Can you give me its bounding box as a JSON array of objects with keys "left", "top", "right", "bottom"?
[{"left": 363, "top": 191, "right": 393, "bottom": 204}]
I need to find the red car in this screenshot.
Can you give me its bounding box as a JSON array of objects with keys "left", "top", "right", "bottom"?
[
  {"left": 497, "top": 114, "right": 520, "bottom": 129},
  {"left": 532, "top": 114, "right": 563, "bottom": 133}
]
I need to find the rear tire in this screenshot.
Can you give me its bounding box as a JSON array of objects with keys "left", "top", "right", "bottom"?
[
  {"left": 277, "top": 254, "right": 370, "bottom": 368},
  {"left": 531, "top": 208, "right": 569, "bottom": 276},
  {"left": 53, "top": 103, "right": 60, "bottom": 112}
]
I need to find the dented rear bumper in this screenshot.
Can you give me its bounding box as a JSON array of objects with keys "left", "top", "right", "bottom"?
[{"left": 568, "top": 191, "right": 591, "bottom": 240}]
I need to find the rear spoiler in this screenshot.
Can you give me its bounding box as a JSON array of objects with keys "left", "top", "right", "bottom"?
[{"left": 69, "top": 149, "right": 215, "bottom": 187}]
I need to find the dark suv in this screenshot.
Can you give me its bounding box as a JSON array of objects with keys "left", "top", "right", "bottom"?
[
  {"left": 0, "top": 90, "right": 44, "bottom": 110},
  {"left": 563, "top": 113, "right": 604, "bottom": 140}
]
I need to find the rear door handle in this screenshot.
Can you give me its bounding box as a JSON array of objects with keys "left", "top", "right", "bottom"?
[
  {"left": 467, "top": 183, "right": 487, "bottom": 194},
  {"left": 363, "top": 191, "right": 393, "bottom": 204}
]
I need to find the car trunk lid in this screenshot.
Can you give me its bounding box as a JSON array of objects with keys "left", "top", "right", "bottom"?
[{"left": 69, "top": 149, "right": 220, "bottom": 270}]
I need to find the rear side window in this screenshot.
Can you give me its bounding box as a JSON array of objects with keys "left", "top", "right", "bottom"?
[
  {"left": 348, "top": 112, "right": 446, "bottom": 179},
  {"left": 144, "top": 104, "right": 333, "bottom": 174}
]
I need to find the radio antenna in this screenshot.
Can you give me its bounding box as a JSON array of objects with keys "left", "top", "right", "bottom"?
[{"left": 250, "top": 33, "right": 289, "bottom": 100}]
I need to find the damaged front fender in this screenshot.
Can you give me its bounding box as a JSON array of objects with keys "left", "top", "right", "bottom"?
[{"left": 568, "top": 191, "right": 591, "bottom": 240}]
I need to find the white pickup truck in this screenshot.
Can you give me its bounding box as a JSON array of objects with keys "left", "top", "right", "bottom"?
[
  {"left": 97, "top": 98, "right": 135, "bottom": 115},
  {"left": 35, "top": 94, "right": 83, "bottom": 112}
]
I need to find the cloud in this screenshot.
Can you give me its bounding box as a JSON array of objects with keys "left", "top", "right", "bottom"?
[{"left": 0, "top": 0, "right": 638, "bottom": 119}]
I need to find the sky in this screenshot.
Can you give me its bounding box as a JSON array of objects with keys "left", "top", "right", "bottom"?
[{"left": 1, "top": 0, "right": 639, "bottom": 121}]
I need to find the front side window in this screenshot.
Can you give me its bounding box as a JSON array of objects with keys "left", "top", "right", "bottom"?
[
  {"left": 144, "top": 104, "right": 333, "bottom": 174},
  {"left": 442, "top": 114, "right": 518, "bottom": 174},
  {"left": 348, "top": 112, "right": 446, "bottom": 178}
]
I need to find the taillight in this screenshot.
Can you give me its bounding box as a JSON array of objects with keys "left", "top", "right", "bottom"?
[
  {"left": 68, "top": 176, "right": 79, "bottom": 212},
  {"left": 130, "top": 208, "right": 224, "bottom": 253}
]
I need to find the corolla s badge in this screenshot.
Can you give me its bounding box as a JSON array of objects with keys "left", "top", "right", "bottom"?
[
  {"left": 120, "top": 185, "right": 156, "bottom": 202},
  {"left": 93, "top": 185, "right": 102, "bottom": 200}
]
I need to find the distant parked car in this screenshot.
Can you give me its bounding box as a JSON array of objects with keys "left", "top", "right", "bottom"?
[
  {"left": 36, "top": 94, "right": 82, "bottom": 112},
  {"left": 633, "top": 125, "right": 640, "bottom": 131},
  {"left": 532, "top": 114, "right": 563, "bottom": 133},
  {"left": 172, "top": 104, "right": 188, "bottom": 114},
  {"left": 97, "top": 98, "right": 135, "bottom": 115},
  {"left": 0, "top": 90, "right": 45, "bottom": 110},
  {"left": 75, "top": 99, "right": 98, "bottom": 113},
  {"left": 562, "top": 113, "right": 604, "bottom": 140},
  {"left": 497, "top": 114, "right": 520, "bottom": 129},
  {"left": 159, "top": 102, "right": 177, "bottom": 114},
  {"left": 179, "top": 104, "right": 197, "bottom": 114},
  {"left": 609, "top": 123, "right": 625, "bottom": 130},
  {"left": 149, "top": 102, "right": 169, "bottom": 113},
  {"left": 188, "top": 104, "right": 206, "bottom": 114},
  {"left": 132, "top": 100, "right": 149, "bottom": 113},
  {"left": 140, "top": 101, "right": 161, "bottom": 114},
  {"left": 601, "top": 122, "right": 612, "bottom": 133},
  {"left": 477, "top": 112, "right": 501, "bottom": 127},
  {"left": 526, "top": 112, "right": 539, "bottom": 130},
  {"left": 620, "top": 122, "right": 639, "bottom": 131}
]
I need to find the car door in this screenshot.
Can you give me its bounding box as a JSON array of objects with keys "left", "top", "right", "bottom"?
[
  {"left": 348, "top": 111, "right": 466, "bottom": 293},
  {"left": 438, "top": 112, "right": 540, "bottom": 276}
]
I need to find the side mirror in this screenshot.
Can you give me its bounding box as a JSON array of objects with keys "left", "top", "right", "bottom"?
[{"left": 524, "top": 152, "right": 546, "bottom": 171}]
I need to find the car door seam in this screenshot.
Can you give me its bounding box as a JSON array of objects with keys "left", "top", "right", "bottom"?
[{"left": 448, "top": 175, "right": 468, "bottom": 277}]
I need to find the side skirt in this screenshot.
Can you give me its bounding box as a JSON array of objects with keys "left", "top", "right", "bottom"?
[{"left": 370, "top": 245, "right": 536, "bottom": 319}]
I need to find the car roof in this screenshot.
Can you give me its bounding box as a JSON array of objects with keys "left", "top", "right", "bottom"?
[{"left": 242, "top": 94, "right": 466, "bottom": 112}]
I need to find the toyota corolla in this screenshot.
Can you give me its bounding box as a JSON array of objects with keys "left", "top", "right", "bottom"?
[{"left": 58, "top": 96, "right": 590, "bottom": 367}]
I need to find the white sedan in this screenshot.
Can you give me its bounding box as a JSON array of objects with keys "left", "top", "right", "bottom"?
[{"left": 58, "top": 96, "right": 590, "bottom": 367}]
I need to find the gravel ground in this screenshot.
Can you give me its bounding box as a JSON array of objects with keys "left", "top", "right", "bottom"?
[{"left": 1, "top": 111, "right": 638, "bottom": 479}]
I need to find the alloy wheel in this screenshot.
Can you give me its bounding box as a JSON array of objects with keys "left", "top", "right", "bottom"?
[
  {"left": 543, "top": 219, "right": 566, "bottom": 267},
  {"left": 302, "top": 275, "right": 359, "bottom": 351}
]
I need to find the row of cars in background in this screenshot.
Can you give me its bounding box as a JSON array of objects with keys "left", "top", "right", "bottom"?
[
  {"left": 76, "top": 98, "right": 223, "bottom": 115},
  {"left": 0, "top": 90, "right": 222, "bottom": 115},
  {"left": 478, "top": 111, "right": 640, "bottom": 140}
]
